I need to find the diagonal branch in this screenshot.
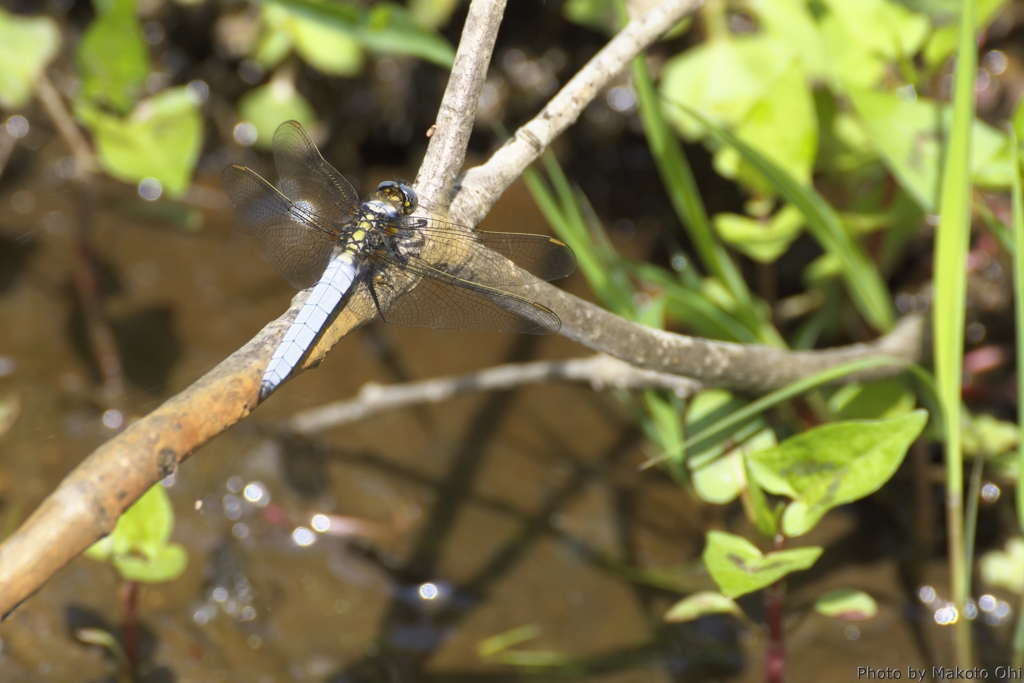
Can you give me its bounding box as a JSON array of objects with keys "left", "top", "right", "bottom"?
[
  {"left": 449, "top": 0, "right": 703, "bottom": 227},
  {"left": 0, "top": 0, "right": 924, "bottom": 620},
  {"left": 414, "top": 0, "right": 506, "bottom": 211}
]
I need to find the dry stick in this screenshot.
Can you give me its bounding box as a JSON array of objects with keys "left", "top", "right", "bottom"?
[
  {"left": 0, "top": 0, "right": 920, "bottom": 617},
  {"left": 286, "top": 355, "right": 702, "bottom": 435},
  {"left": 34, "top": 72, "right": 100, "bottom": 175},
  {"left": 36, "top": 71, "right": 126, "bottom": 402},
  {"left": 414, "top": 0, "right": 506, "bottom": 211},
  {"left": 0, "top": 0, "right": 514, "bottom": 619}
]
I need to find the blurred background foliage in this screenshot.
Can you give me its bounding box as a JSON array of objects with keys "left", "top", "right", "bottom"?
[{"left": 2, "top": 0, "right": 1024, "bottom": 678}]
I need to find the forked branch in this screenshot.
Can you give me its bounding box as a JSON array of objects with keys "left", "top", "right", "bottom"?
[{"left": 0, "top": 0, "right": 924, "bottom": 619}]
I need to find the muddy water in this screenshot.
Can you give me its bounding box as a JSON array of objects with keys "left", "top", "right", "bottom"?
[{"left": 0, "top": 158, "right": 969, "bottom": 681}]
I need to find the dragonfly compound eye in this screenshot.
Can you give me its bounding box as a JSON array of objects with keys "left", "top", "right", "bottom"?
[{"left": 376, "top": 180, "right": 417, "bottom": 215}]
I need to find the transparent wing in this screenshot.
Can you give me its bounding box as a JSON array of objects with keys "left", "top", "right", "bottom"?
[
  {"left": 390, "top": 217, "right": 577, "bottom": 286},
  {"left": 221, "top": 164, "right": 337, "bottom": 290},
  {"left": 348, "top": 257, "right": 561, "bottom": 334},
  {"left": 474, "top": 231, "right": 576, "bottom": 282},
  {"left": 272, "top": 121, "right": 361, "bottom": 222}
]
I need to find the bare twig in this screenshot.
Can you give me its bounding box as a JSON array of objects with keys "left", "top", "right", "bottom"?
[
  {"left": 519, "top": 288, "right": 925, "bottom": 393},
  {"left": 0, "top": 0, "right": 925, "bottom": 618},
  {"left": 34, "top": 71, "right": 99, "bottom": 175},
  {"left": 286, "top": 355, "right": 701, "bottom": 435},
  {"left": 414, "top": 0, "right": 506, "bottom": 211},
  {"left": 449, "top": 0, "right": 703, "bottom": 227},
  {"left": 0, "top": 130, "right": 16, "bottom": 180},
  {"left": 0, "top": 319, "right": 272, "bottom": 618}
]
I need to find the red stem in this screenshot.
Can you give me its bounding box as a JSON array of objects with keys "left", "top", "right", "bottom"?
[
  {"left": 765, "top": 534, "right": 787, "bottom": 683},
  {"left": 765, "top": 580, "right": 786, "bottom": 683},
  {"left": 119, "top": 580, "right": 140, "bottom": 671}
]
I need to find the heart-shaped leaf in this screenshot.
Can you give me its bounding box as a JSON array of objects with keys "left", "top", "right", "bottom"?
[
  {"left": 703, "top": 530, "right": 822, "bottom": 598},
  {"left": 77, "top": 0, "right": 151, "bottom": 114},
  {"left": 77, "top": 86, "right": 202, "bottom": 197},
  {"left": 748, "top": 410, "right": 927, "bottom": 536},
  {"left": 86, "top": 484, "right": 188, "bottom": 583}
]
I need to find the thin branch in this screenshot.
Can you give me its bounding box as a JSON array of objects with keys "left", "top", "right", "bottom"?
[
  {"left": 0, "top": 0, "right": 926, "bottom": 618},
  {"left": 34, "top": 71, "right": 99, "bottom": 175},
  {"left": 414, "top": 0, "right": 506, "bottom": 211},
  {"left": 449, "top": 0, "right": 703, "bottom": 227},
  {"left": 518, "top": 287, "right": 925, "bottom": 393},
  {"left": 0, "top": 320, "right": 273, "bottom": 618},
  {"left": 286, "top": 355, "right": 701, "bottom": 435}
]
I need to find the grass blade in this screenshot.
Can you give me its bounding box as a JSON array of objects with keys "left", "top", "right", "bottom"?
[
  {"left": 1009, "top": 125, "right": 1024, "bottom": 667},
  {"left": 631, "top": 54, "right": 781, "bottom": 346},
  {"left": 665, "top": 102, "right": 896, "bottom": 333},
  {"left": 932, "top": 0, "right": 976, "bottom": 666}
]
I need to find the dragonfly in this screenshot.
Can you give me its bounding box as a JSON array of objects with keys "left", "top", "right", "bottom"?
[{"left": 222, "top": 121, "right": 576, "bottom": 399}]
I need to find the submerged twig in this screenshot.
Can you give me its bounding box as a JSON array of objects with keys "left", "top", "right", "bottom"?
[{"left": 286, "top": 354, "right": 701, "bottom": 435}]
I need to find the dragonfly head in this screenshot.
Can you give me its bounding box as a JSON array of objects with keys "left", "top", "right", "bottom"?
[{"left": 375, "top": 181, "right": 417, "bottom": 216}]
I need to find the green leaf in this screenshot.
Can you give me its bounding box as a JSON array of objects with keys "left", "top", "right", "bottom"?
[
  {"left": 0, "top": 8, "right": 60, "bottom": 109},
  {"left": 77, "top": 0, "right": 151, "bottom": 114},
  {"left": 713, "top": 60, "right": 818, "bottom": 193},
  {"left": 478, "top": 625, "right": 542, "bottom": 657},
  {"left": 703, "top": 530, "right": 822, "bottom": 598},
  {"left": 743, "top": 448, "right": 778, "bottom": 538},
  {"left": 848, "top": 88, "right": 1014, "bottom": 212},
  {"left": 258, "top": 4, "right": 363, "bottom": 76},
  {"left": 818, "top": 0, "right": 930, "bottom": 91},
  {"left": 693, "top": 448, "right": 745, "bottom": 505},
  {"left": 660, "top": 34, "right": 793, "bottom": 141},
  {"left": 685, "top": 389, "right": 767, "bottom": 467},
  {"left": 814, "top": 589, "right": 878, "bottom": 620},
  {"left": 237, "top": 73, "right": 317, "bottom": 151},
  {"left": 979, "top": 536, "right": 1024, "bottom": 594},
  {"left": 744, "top": 0, "right": 828, "bottom": 79},
  {"left": 407, "top": 0, "right": 460, "bottom": 30},
  {"left": 923, "top": 0, "right": 1009, "bottom": 69},
  {"left": 748, "top": 410, "right": 928, "bottom": 536},
  {"left": 114, "top": 543, "right": 188, "bottom": 583},
  {"left": 361, "top": 2, "right": 454, "bottom": 67},
  {"left": 675, "top": 105, "right": 896, "bottom": 332},
  {"left": 640, "top": 357, "right": 918, "bottom": 471},
  {"left": 713, "top": 204, "right": 805, "bottom": 264},
  {"left": 692, "top": 428, "right": 776, "bottom": 504},
  {"left": 643, "top": 390, "right": 686, "bottom": 484},
  {"left": 85, "top": 484, "right": 188, "bottom": 583},
  {"left": 630, "top": 262, "right": 758, "bottom": 342},
  {"left": 76, "top": 86, "right": 202, "bottom": 198},
  {"left": 962, "top": 411, "right": 1019, "bottom": 458},
  {"left": 635, "top": 53, "right": 777, "bottom": 344},
  {"left": 663, "top": 591, "right": 742, "bottom": 622},
  {"left": 563, "top": 0, "right": 618, "bottom": 34},
  {"left": 828, "top": 378, "right": 917, "bottom": 420},
  {"left": 259, "top": 0, "right": 454, "bottom": 68}
]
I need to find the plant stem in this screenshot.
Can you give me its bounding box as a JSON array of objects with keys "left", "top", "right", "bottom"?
[
  {"left": 119, "top": 580, "right": 140, "bottom": 672},
  {"left": 765, "top": 534, "right": 787, "bottom": 683},
  {"left": 765, "top": 580, "right": 786, "bottom": 683}
]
